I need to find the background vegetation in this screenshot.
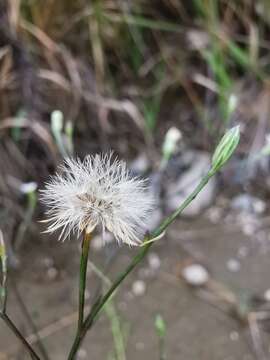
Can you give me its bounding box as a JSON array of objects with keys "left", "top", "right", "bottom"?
[{"left": 1, "top": 1, "right": 270, "bottom": 359}]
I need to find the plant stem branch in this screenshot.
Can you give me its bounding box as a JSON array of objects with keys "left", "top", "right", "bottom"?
[
  {"left": 153, "top": 172, "right": 211, "bottom": 237},
  {"left": 0, "top": 312, "right": 40, "bottom": 360},
  {"left": 67, "top": 231, "right": 92, "bottom": 360},
  {"left": 67, "top": 172, "right": 213, "bottom": 359},
  {"left": 11, "top": 279, "right": 50, "bottom": 360}
]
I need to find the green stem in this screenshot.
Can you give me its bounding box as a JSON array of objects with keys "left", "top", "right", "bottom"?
[
  {"left": 105, "top": 300, "right": 126, "bottom": 360},
  {"left": 67, "top": 231, "right": 91, "bottom": 360},
  {"left": 78, "top": 231, "right": 92, "bottom": 330},
  {"left": 153, "top": 172, "right": 211, "bottom": 237},
  {"left": 68, "top": 242, "right": 151, "bottom": 360},
  {"left": 1, "top": 231, "right": 40, "bottom": 360},
  {"left": 11, "top": 280, "right": 50, "bottom": 360},
  {"left": 159, "top": 337, "right": 166, "bottom": 360},
  {"left": 0, "top": 312, "right": 40, "bottom": 360},
  {"left": 84, "top": 241, "right": 151, "bottom": 330},
  {"left": 67, "top": 172, "right": 212, "bottom": 359},
  {"left": 67, "top": 332, "right": 83, "bottom": 360}
]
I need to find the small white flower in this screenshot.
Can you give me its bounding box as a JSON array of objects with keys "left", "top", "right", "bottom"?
[{"left": 40, "top": 153, "right": 154, "bottom": 245}]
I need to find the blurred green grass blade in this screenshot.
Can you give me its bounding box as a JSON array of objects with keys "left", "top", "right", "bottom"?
[
  {"left": 155, "top": 314, "right": 166, "bottom": 360},
  {"left": 143, "top": 96, "right": 161, "bottom": 132},
  {"left": 11, "top": 110, "right": 27, "bottom": 142},
  {"left": 203, "top": 49, "right": 232, "bottom": 90},
  {"left": 105, "top": 301, "right": 126, "bottom": 360},
  {"left": 155, "top": 314, "right": 166, "bottom": 338},
  {"left": 104, "top": 12, "right": 183, "bottom": 33},
  {"left": 226, "top": 39, "right": 250, "bottom": 69}
]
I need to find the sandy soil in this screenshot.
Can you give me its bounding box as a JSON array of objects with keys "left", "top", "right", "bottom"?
[{"left": 1, "top": 216, "right": 269, "bottom": 360}]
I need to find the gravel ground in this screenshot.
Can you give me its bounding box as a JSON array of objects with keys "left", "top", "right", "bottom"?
[{"left": 1, "top": 216, "right": 270, "bottom": 360}]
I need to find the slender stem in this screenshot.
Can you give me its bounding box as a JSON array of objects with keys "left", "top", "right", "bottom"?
[
  {"left": 11, "top": 279, "right": 50, "bottom": 360},
  {"left": 159, "top": 336, "right": 166, "bottom": 360},
  {"left": 78, "top": 231, "right": 92, "bottom": 330},
  {"left": 67, "top": 172, "right": 213, "bottom": 358},
  {"left": 83, "top": 174, "right": 211, "bottom": 330},
  {"left": 67, "top": 231, "right": 92, "bottom": 360},
  {"left": 67, "top": 243, "right": 151, "bottom": 360},
  {"left": 153, "top": 172, "right": 211, "bottom": 237},
  {"left": 1, "top": 231, "right": 40, "bottom": 360},
  {"left": 67, "top": 331, "right": 83, "bottom": 360},
  {"left": 84, "top": 242, "right": 151, "bottom": 330},
  {"left": 0, "top": 312, "right": 40, "bottom": 360}
]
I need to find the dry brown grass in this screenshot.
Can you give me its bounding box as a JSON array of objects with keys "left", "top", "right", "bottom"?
[{"left": 0, "top": 0, "right": 270, "bottom": 251}]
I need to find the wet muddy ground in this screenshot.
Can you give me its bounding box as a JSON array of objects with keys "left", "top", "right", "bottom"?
[{"left": 1, "top": 216, "right": 270, "bottom": 360}]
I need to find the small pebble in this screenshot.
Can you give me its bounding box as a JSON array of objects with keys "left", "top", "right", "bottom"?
[
  {"left": 182, "top": 264, "right": 209, "bottom": 286},
  {"left": 77, "top": 348, "right": 87, "bottom": 359},
  {"left": 227, "top": 258, "right": 241, "bottom": 273},
  {"left": 264, "top": 289, "right": 270, "bottom": 302},
  {"left": 148, "top": 253, "right": 161, "bottom": 271},
  {"left": 132, "top": 280, "right": 146, "bottom": 296},
  {"left": 237, "top": 246, "right": 249, "bottom": 258},
  {"left": 135, "top": 342, "right": 145, "bottom": 351},
  {"left": 47, "top": 267, "right": 58, "bottom": 280},
  {"left": 230, "top": 331, "right": 239, "bottom": 341},
  {"left": 253, "top": 199, "right": 266, "bottom": 214},
  {"left": 42, "top": 257, "right": 54, "bottom": 268},
  {"left": 206, "top": 207, "right": 222, "bottom": 223},
  {"left": 231, "top": 194, "right": 266, "bottom": 215},
  {"left": 242, "top": 223, "right": 257, "bottom": 236}
]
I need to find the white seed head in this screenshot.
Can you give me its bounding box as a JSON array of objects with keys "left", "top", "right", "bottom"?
[{"left": 40, "top": 153, "right": 154, "bottom": 245}]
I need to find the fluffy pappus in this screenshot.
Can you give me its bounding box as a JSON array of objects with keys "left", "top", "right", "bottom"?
[{"left": 40, "top": 153, "right": 154, "bottom": 245}]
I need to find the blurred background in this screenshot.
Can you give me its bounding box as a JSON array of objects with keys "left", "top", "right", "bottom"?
[{"left": 1, "top": 0, "right": 270, "bottom": 359}]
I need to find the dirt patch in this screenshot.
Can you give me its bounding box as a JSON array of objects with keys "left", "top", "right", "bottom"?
[{"left": 1, "top": 217, "right": 269, "bottom": 360}]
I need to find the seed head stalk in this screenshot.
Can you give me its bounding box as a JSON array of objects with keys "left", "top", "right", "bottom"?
[
  {"left": 68, "top": 230, "right": 92, "bottom": 360},
  {"left": 78, "top": 231, "right": 92, "bottom": 330},
  {"left": 52, "top": 127, "right": 240, "bottom": 359},
  {"left": 67, "top": 171, "right": 213, "bottom": 359}
]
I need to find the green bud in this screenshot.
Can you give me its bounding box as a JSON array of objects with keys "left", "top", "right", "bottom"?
[
  {"left": 211, "top": 125, "right": 240, "bottom": 173},
  {"left": 155, "top": 314, "right": 166, "bottom": 338},
  {"left": 0, "top": 287, "right": 5, "bottom": 300},
  {"left": 161, "top": 127, "right": 182, "bottom": 168},
  {"left": 65, "top": 120, "right": 73, "bottom": 138},
  {"left": 51, "top": 110, "right": 64, "bottom": 133},
  {"left": 227, "top": 94, "right": 238, "bottom": 116},
  {"left": 51, "top": 110, "right": 69, "bottom": 157},
  {"left": 65, "top": 120, "right": 74, "bottom": 156},
  {"left": 260, "top": 134, "right": 270, "bottom": 156}
]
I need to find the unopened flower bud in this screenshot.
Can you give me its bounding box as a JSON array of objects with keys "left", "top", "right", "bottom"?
[
  {"left": 162, "top": 127, "right": 182, "bottom": 164},
  {"left": 211, "top": 125, "right": 240, "bottom": 172}
]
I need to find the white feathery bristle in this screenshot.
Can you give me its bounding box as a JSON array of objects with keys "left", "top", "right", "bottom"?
[{"left": 40, "top": 153, "right": 155, "bottom": 245}]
